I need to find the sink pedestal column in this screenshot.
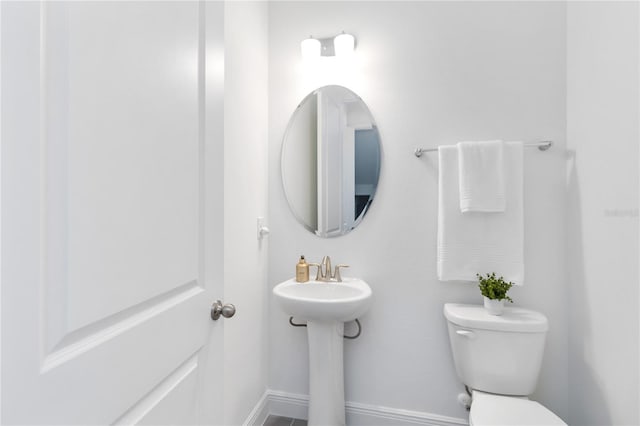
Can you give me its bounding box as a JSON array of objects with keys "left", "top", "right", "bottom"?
[{"left": 307, "top": 320, "right": 345, "bottom": 426}]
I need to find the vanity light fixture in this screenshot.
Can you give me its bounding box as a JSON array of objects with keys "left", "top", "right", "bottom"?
[
  {"left": 333, "top": 32, "right": 355, "bottom": 57},
  {"left": 300, "top": 32, "right": 356, "bottom": 59},
  {"left": 301, "top": 36, "right": 321, "bottom": 60}
]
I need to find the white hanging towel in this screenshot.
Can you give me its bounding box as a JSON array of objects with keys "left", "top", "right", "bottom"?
[
  {"left": 437, "top": 142, "right": 524, "bottom": 285},
  {"left": 457, "top": 140, "right": 505, "bottom": 212}
]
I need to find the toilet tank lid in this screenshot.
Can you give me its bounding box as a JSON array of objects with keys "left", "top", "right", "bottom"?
[{"left": 444, "top": 303, "right": 548, "bottom": 333}]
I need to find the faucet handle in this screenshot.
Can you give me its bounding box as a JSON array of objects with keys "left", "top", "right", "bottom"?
[
  {"left": 308, "top": 263, "right": 321, "bottom": 281},
  {"left": 333, "top": 264, "right": 349, "bottom": 282}
]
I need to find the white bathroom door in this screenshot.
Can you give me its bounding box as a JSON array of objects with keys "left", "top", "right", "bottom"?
[
  {"left": 317, "top": 91, "right": 344, "bottom": 237},
  {"left": 1, "top": 1, "right": 226, "bottom": 424}
]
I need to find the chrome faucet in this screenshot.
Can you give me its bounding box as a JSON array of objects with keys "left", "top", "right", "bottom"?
[
  {"left": 321, "top": 255, "right": 332, "bottom": 280},
  {"left": 312, "top": 256, "right": 349, "bottom": 282}
]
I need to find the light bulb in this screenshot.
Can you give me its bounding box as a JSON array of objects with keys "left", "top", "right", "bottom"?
[
  {"left": 301, "top": 37, "right": 321, "bottom": 60},
  {"left": 334, "top": 32, "right": 355, "bottom": 57}
]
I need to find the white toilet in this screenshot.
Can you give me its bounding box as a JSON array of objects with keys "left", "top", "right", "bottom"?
[{"left": 444, "top": 303, "right": 567, "bottom": 426}]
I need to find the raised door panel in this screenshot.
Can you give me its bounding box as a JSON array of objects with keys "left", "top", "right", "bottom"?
[{"left": 47, "top": 1, "right": 200, "bottom": 337}]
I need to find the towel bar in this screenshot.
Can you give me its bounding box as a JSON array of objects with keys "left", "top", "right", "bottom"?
[
  {"left": 288, "top": 316, "right": 362, "bottom": 339},
  {"left": 414, "top": 140, "right": 552, "bottom": 158}
]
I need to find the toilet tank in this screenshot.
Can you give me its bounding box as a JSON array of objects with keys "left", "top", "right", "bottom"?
[{"left": 444, "top": 303, "right": 548, "bottom": 396}]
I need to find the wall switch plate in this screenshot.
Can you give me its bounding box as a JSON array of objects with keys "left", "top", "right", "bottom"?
[{"left": 257, "top": 217, "right": 270, "bottom": 240}]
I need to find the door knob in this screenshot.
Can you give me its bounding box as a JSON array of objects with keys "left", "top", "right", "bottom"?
[{"left": 211, "top": 300, "right": 236, "bottom": 321}]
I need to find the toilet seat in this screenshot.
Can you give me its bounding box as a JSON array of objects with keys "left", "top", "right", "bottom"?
[{"left": 469, "top": 391, "right": 566, "bottom": 426}]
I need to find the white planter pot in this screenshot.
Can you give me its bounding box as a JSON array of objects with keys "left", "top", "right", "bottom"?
[{"left": 484, "top": 297, "right": 505, "bottom": 315}]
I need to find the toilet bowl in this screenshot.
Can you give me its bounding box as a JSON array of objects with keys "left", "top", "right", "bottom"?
[
  {"left": 444, "top": 303, "right": 566, "bottom": 426},
  {"left": 469, "top": 391, "right": 565, "bottom": 426}
]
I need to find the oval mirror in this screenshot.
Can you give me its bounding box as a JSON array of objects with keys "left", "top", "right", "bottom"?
[{"left": 281, "top": 85, "right": 381, "bottom": 237}]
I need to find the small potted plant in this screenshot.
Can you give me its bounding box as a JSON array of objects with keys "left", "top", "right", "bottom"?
[{"left": 477, "top": 272, "right": 514, "bottom": 315}]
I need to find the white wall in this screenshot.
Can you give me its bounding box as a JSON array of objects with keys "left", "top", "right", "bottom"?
[
  {"left": 268, "top": 1, "right": 568, "bottom": 421},
  {"left": 223, "top": 2, "right": 269, "bottom": 425},
  {"left": 566, "top": 3, "right": 639, "bottom": 425}
]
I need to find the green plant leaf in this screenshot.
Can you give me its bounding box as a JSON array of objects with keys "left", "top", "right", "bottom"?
[{"left": 477, "top": 272, "right": 514, "bottom": 303}]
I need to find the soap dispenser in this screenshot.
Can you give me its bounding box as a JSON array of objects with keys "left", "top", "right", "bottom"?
[{"left": 296, "top": 255, "right": 309, "bottom": 283}]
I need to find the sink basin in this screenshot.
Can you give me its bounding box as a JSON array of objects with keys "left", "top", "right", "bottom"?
[{"left": 273, "top": 277, "right": 372, "bottom": 322}]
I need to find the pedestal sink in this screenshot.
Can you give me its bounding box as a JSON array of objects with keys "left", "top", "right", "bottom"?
[{"left": 273, "top": 278, "right": 372, "bottom": 426}]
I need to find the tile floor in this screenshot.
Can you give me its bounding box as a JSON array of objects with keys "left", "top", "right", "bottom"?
[{"left": 263, "top": 415, "right": 307, "bottom": 426}]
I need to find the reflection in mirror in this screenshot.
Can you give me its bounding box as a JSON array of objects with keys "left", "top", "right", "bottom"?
[{"left": 282, "top": 85, "right": 381, "bottom": 237}]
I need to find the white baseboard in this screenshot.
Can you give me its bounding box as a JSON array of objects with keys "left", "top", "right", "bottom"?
[
  {"left": 242, "top": 391, "right": 270, "bottom": 426},
  {"left": 267, "top": 390, "right": 309, "bottom": 421},
  {"left": 243, "top": 389, "right": 468, "bottom": 426}
]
